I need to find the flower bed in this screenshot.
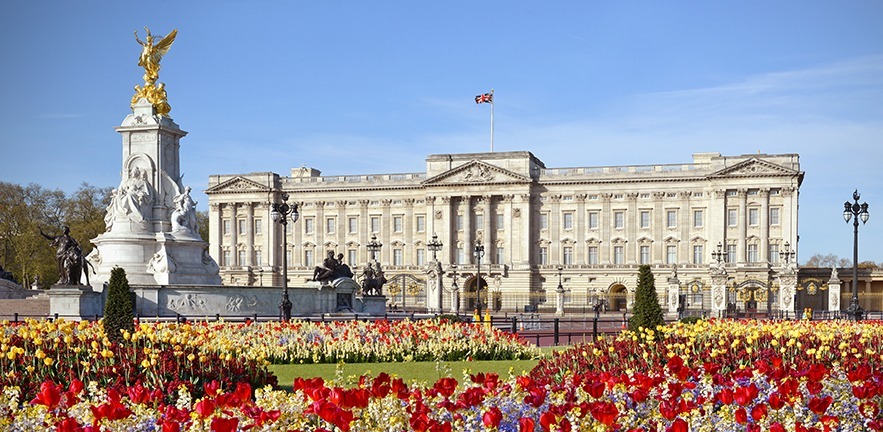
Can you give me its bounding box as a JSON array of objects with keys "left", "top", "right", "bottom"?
[{"left": 2, "top": 319, "right": 882, "bottom": 430}]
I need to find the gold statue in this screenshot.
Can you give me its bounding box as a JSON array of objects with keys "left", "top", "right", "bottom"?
[{"left": 132, "top": 27, "right": 177, "bottom": 117}]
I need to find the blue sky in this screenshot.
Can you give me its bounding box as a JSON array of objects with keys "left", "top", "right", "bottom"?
[{"left": 1, "top": 1, "right": 882, "bottom": 264}]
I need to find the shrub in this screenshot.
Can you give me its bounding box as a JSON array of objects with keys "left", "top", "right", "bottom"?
[
  {"left": 679, "top": 315, "right": 703, "bottom": 325},
  {"left": 628, "top": 264, "right": 664, "bottom": 332},
  {"left": 103, "top": 266, "right": 134, "bottom": 342}
]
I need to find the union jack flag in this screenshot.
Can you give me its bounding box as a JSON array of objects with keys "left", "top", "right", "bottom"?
[{"left": 474, "top": 92, "right": 493, "bottom": 104}]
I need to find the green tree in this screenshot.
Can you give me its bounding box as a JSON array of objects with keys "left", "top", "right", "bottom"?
[
  {"left": 196, "top": 209, "right": 209, "bottom": 242},
  {"left": 628, "top": 264, "right": 664, "bottom": 332},
  {"left": 103, "top": 266, "right": 134, "bottom": 342}
]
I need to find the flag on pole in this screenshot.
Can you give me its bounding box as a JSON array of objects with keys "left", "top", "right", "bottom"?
[{"left": 475, "top": 92, "right": 493, "bottom": 104}]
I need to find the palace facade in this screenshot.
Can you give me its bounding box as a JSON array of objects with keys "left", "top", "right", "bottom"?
[{"left": 206, "top": 151, "right": 803, "bottom": 314}]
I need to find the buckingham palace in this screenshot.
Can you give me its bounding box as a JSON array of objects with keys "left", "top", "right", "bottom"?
[{"left": 206, "top": 150, "right": 802, "bottom": 315}]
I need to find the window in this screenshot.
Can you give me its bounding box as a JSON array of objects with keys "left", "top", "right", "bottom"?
[
  {"left": 666, "top": 210, "right": 677, "bottom": 228},
  {"left": 769, "top": 243, "right": 780, "bottom": 264},
  {"left": 238, "top": 250, "right": 246, "bottom": 266},
  {"left": 304, "top": 250, "right": 314, "bottom": 267},
  {"left": 539, "top": 247, "right": 548, "bottom": 265},
  {"left": 693, "top": 210, "right": 704, "bottom": 228},
  {"left": 475, "top": 214, "right": 485, "bottom": 229},
  {"left": 326, "top": 218, "right": 335, "bottom": 234},
  {"left": 563, "top": 213, "right": 574, "bottom": 230},
  {"left": 305, "top": 218, "right": 315, "bottom": 234},
  {"left": 588, "top": 212, "right": 599, "bottom": 229},
  {"left": 496, "top": 213, "right": 504, "bottom": 231},
  {"left": 613, "top": 246, "right": 624, "bottom": 264},
  {"left": 666, "top": 245, "right": 677, "bottom": 264},
  {"left": 393, "top": 216, "right": 403, "bottom": 233},
  {"left": 457, "top": 247, "right": 465, "bottom": 265},
  {"left": 496, "top": 247, "right": 504, "bottom": 264},
  {"left": 614, "top": 211, "right": 624, "bottom": 229},
  {"left": 416, "top": 215, "right": 425, "bottom": 232},
  {"left": 223, "top": 250, "right": 231, "bottom": 267},
  {"left": 223, "top": 220, "right": 231, "bottom": 236},
  {"left": 749, "top": 208, "right": 759, "bottom": 226},
  {"left": 254, "top": 219, "right": 262, "bottom": 234},
  {"left": 588, "top": 246, "right": 599, "bottom": 264},
  {"left": 563, "top": 246, "right": 573, "bottom": 265},
  {"left": 348, "top": 217, "right": 358, "bottom": 234},
  {"left": 726, "top": 244, "right": 736, "bottom": 263},
  {"left": 238, "top": 219, "right": 246, "bottom": 235},
  {"left": 254, "top": 250, "right": 262, "bottom": 266},
  {"left": 416, "top": 249, "right": 425, "bottom": 266},
  {"left": 539, "top": 213, "right": 549, "bottom": 230},
  {"left": 693, "top": 245, "right": 703, "bottom": 264},
  {"left": 770, "top": 208, "right": 781, "bottom": 225},
  {"left": 370, "top": 216, "right": 381, "bottom": 233},
  {"left": 640, "top": 245, "right": 650, "bottom": 264},
  {"left": 393, "top": 249, "right": 403, "bottom": 266},
  {"left": 640, "top": 211, "right": 650, "bottom": 229},
  {"left": 727, "top": 209, "right": 738, "bottom": 226},
  {"left": 348, "top": 249, "right": 357, "bottom": 266},
  {"left": 455, "top": 214, "right": 463, "bottom": 231},
  {"left": 747, "top": 244, "right": 758, "bottom": 263}
]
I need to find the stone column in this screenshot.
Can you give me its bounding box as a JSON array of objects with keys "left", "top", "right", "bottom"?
[
  {"left": 517, "top": 194, "right": 531, "bottom": 268},
  {"left": 359, "top": 200, "right": 370, "bottom": 264},
  {"left": 481, "top": 195, "right": 492, "bottom": 259},
  {"left": 404, "top": 199, "right": 415, "bottom": 264},
  {"left": 667, "top": 274, "right": 680, "bottom": 315},
  {"left": 230, "top": 204, "right": 238, "bottom": 262},
  {"left": 710, "top": 266, "right": 728, "bottom": 318},
  {"left": 337, "top": 200, "right": 348, "bottom": 253},
  {"left": 626, "top": 193, "right": 637, "bottom": 264},
  {"left": 425, "top": 261, "right": 444, "bottom": 313},
  {"left": 601, "top": 193, "right": 614, "bottom": 264},
  {"left": 575, "top": 194, "right": 587, "bottom": 263},
  {"left": 209, "top": 203, "right": 221, "bottom": 265},
  {"left": 315, "top": 201, "right": 326, "bottom": 257},
  {"left": 245, "top": 203, "right": 254, "bottom": 267},
  {"left": 441, "top": 197, "right": 453, "bottom": 263},
  {"left": 778, "top": 264, "right": 798, "bottom": 315},
  {"left": 555, "top": 285, "right": 565, "bottom": 316},
  {"left": 462, "top": 196, "right": 472, "bottom": 263},
  {"left": 759, "top": 189, "right": 770, "bottom": 264},
  {"left": 381, "top": 199, "right": 392, "bottom": 265},
  {"left": 549, "top": 194, "right": 561, "bottom": 263},
  {"left": 501, "top": 194, "right": 514, "bottom": 266},
  {"left": 828, "top": 269, "right": 842, "bottom": 312},
  {"left": 678, "top": 191, "right": 691, "bottom": 262},
  {"left": 737, "top": 189, "right": 747, "bottom": 264},
  {"left": 652, "top": 192, "right": 665, "bottom": 264}
]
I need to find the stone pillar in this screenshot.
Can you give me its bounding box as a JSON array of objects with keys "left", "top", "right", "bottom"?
[
  {"left": 737, "top": 189, "right": 747, "bottom": 264},
  {"left": 575, "top": 194, "right": 587, "bottom": 263},
  {"left": 441, "top": 197, "right": 453, "bottom": 263},
  {"left": 778, "top": 264, "right": 798, "bottom": 315},
  {"left": 667, "top": 274, "right": 680, "bottom": 314},
  {"left": 601, "top": 193, "right": 613, "bottom": 264},
  {"left": 517, "top": 194, "right": 531, "bottom": 268},
  {"left": 652, "top": 192, "right": 665, "bottom": 264},
  {"left": 626, "top": 193, "right": 637, "bottom": 263},
  {"left": 710, "top": 266, "right": 728, "bottom": 318},
  {"left": 359, "top": 200, "right": 370, "bottom": 264},
  {"left": 230, "top": 204, "right": 238, "bottom": 263},
  {"left": 425, "top": 261, "right": 444, "bottom": 313},
  {"left": 315, "top": 201, "right": 326, "bottom": 256},
  {"left": 210, "top": 203, "right": 222, "bottom": 265},
  {"left": 245, "top": 203, "right": 254, "bottom": 267},
  {"left": 462, "top": 196, "right": 472, "bottom": 263},
  {"left": 380, "top": 199, "right": 392, "bottom": 265},
  {"left": 404, "top": 199, "right": 415, "bottom": 264},
  {"left": 450, "top": 282, "right": 460, "bottom": 314},
  {"left": 555, "top": 285, "right": 565, "bottom": 316},
  {"left": 759, "top": 189, "right": 770, "bottom": 264}
]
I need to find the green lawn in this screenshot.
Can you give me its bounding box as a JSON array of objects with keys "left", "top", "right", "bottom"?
[{"left": 268, "top": 348, "right": 560, "bottom": 391}]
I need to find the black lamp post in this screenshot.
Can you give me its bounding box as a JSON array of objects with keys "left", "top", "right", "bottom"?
[
  {"left": 427, "top": 233, "right": 444, "bottom": 312},
  {"left": 270, "top": 193, "right": 299, "bottom": 321},
  {"left": 779, "top": 241, "right": 795, "bottom": 265},
  {"left": 843, "top": 190, "right": 869, "bottom": 320},
  {"left": 427, "top": 233, "right": 443, "bottom": 262},
  {"left": 473, "top": 241, "right": 485, "bottom": 319},
  {"left": 711, "top": 242, "right": 725, "bottom": 265},
  {"left": 366, "top": 234, "right": 382, "bottom": 262}
]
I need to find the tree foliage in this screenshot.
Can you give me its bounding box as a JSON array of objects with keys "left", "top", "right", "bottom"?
[
  {"left": 803, "top": 253, "right": 879, "bottom": 269},
  {"left": 0, "top": 181, "right": 111, "bottom": 288},
  {"left": 628, "top": 265, "right": 665, "bottom": 332},
  {"left": 196, "top": 209, "right": 209, "bottom": 242},
  {"left": 103, "top": 266, "right": 134, "bottom": 342}
]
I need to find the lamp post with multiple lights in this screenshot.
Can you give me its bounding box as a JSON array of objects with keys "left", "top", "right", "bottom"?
[
  {"left": 473, "top": 242, "right": 485, "bottom": 319},
  {"left": 270, "top": 193, "right": 299, "bottom": 321},
  {"left": 843, "top": 190, "right": 869, "bottom": 320},
  {"left": 427, "top": 233, "right": 444, "bottom": 312}
]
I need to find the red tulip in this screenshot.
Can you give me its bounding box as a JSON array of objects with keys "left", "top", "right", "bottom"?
[
  {"left": 666, "top": 418, "right": 688, "bottom": 432},
  {"left": 519, "top": 417, "right": 536, "bottom": 432},
  {"left": 31, "top": 381, "right": 62, "bottom": 409},
  {"left": 808, "top": 395, "right": 833, "bottom": 416},
  {"left": 482, "top": 406, "right": 503, "bottom": 428},
  {"left": 210, "top": 416, "right": 239, "bottom": 432}
]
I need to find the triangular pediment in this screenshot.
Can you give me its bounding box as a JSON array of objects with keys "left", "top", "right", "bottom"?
[
  {"left": 710, "top": 158, "right": 799, "bottom": 178},
  {"left": 422, "top": 160, "right": 531, "bottom": 186},
  {"left": 205, "top": 176, "right": 271, "bottom": 194}
]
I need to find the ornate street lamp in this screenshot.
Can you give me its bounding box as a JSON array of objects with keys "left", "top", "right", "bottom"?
[
  {"left": 427, "top": 233, "right": 443, "bottom": 262},
  {"left": 366, "top": 234, "right": 382, "bottom": 262},
  {"left": 711, "top": 242, "right": 725, "bottom": 265},
  {"left": 473, "top": 241, "right": 485, "bottom": 319},
  {"left": 843, "top": 190, "right": 870, "bottom": 320},
  {"left": 450, "top": 265, "right": 460, "bottom": 314},
  {"left": 270, "top": 193, "right": 299, "bottom": 321},
  {"left": 779, "top": 241, "right": 795, "bottom": 265}
]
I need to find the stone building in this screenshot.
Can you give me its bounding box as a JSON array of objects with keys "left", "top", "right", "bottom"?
[{"left": 206, "top": 151, "right": 802, "bottom": 315}]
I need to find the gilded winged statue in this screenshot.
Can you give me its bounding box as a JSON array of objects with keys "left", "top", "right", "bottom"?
[{"left": 134, "top": 27, "right": 177, "bottom": 85}]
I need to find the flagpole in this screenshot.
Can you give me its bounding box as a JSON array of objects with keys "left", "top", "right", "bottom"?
[{"left": 490, "top": 89, "right": 494, "bottom": 153}]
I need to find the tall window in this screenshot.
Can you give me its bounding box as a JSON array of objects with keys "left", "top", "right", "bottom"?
[
  {"left": 496, "top": 213, "right": 504, "bottom": 231},
  {"left": 223, "top": 250, "right": 231, "bottom": 267},
  {"left": 563, "top": 213, "right": 574, "bottom": 230},
  {"left": 640, "top": 211, "right": 650, "bottom": 229},
  {"left": 457, "top": 247, "right": 465, "bottom": 265},
  {"left": 539, "top": 213, "right": 549, "bottom": 230},
  {"left": 588, "top": 246, "right": 599, "bottom": 264},
  {"left": 614, "top": 212, "right": 624, "bottom": 229},
  {"left": 613, "top": 246, "right": 624, "bottom": 264},
  {"left": 495, "top": 246, "right": 504, "bottom": 264},
  {"left": 747, "top": 244, "right": 758, "bottom": 263},
  {"left": 238, "top": 219, "right": 247, "bottom": 235},
  {"left": 455, "top": 214, "right": 463, "bottom": 230},
  {"left": 304, "top": 218, "right": 315, "bottom": 234},
  {"left": 238, "top": 250, "right": 246, "bottom": 266},
  {"left": 416, "top": 215, "right": 425, "bottom": 232},
  {"left": 563, "top": 246, "right": 573, "bottom": 265},
  {"left": 304, "top": 250, "right": 314, "bottom": 267},
  {"left": 348, "top": 217, "right": 358, "bottom": 233},
  {"left": 666, "top": 245, "right": 677, "bottom": 264},
  {"left": 254, "top": 250, "right": 262, "bottom": 266},
  {"left": 416, "top": 249, "right": 425, "bottom": 266},
  {"left": 393, "top": 249, "right": 403, "bottom": 266},
  {"left": 769, "top": 243, "right": 780, "bottom": 264},
  {"left": 726, "top": 244, "right": 736, "bottom": 263},
  {"left": 223, "top": 220, "right": 231, "bottom": 236},
  {"left": 370, "top": 216, "right": 381, "bottom": 233},
  {"left": 666, "top": 210, "right": 677, "bottom": 228},
  {"left": 748, "top": 208, "right": 759, "bottom": 226},
  {"left": 475, "top": 214, "right": 485, "bottom": 229},
  {"left": 254, "top": 219, "right": 262, "bottom": 234},
  {"left": 539, "top": 247, "right": 548, "bottom": 265},
  {"left": 693, "top": 210, "right": 704, "bottom": 228},
  {"left": 588, "top": 212, "right": 599, "bottom": 229},
  {"left": 640, "top": 245, "right": 650, "bottom": 264},
  {"left": 393, "top": 216, "right": 403, "bottom": 233},
  {"left": 693, "top": 245, "right": 703, "bottom": 264},
  {"left": 348, "top": 249, "right": 357, "bottom": 266},
  {"left": 769, "top": 208, "right": 781, "bottom": 225},
  {"left": 727, "top": 209, "right": 738, "bottom": 226},
  {"left": 326, "top": 217, "right": 335, "bottom": 234}
]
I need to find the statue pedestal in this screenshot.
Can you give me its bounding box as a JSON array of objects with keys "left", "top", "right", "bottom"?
[
  {"left": 49, "top": 285, "right": 103, "bottom": 320},
  {"left": 358, "top": 295, "right": 388, "bottom": 315}
]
